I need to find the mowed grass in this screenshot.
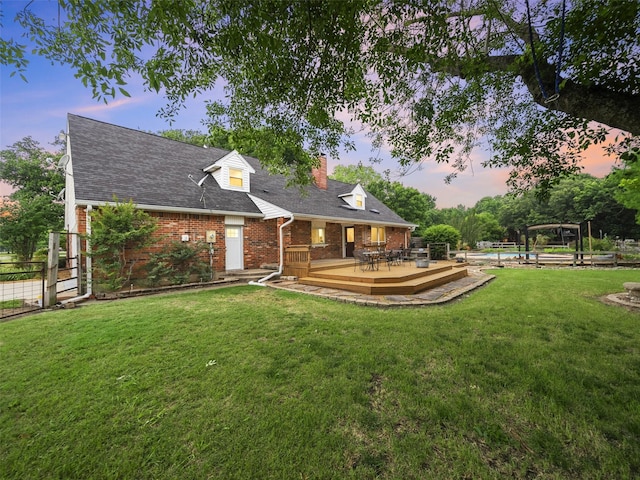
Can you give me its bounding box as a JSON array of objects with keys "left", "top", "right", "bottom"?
[{"left": 1, "top": 269, "right": 639, "bottom": 479}]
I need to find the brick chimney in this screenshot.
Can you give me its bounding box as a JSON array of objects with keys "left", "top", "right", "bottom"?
[{"left": 312, "top": 155, "right": 328, "bottom": 190}]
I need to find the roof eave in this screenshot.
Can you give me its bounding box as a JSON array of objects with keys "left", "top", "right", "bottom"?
[
  {"left": 292, "top": 212, "right": 416, "bottom": 228},
  {"left": 74, "top": 199, "right": 264, "bottom": 218}
]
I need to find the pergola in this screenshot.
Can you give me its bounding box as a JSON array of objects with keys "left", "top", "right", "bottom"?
[{"left": 523, "top": 223, "right": 583, "bottom": 254}]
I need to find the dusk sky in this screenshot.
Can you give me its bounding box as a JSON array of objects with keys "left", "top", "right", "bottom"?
[{"left": 1, "top": 0, "right": 619, "bottom": 207}]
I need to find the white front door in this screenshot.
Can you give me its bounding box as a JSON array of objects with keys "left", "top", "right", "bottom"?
[{"left": 225, "top": 225, "right": 244, "bottom": 270}]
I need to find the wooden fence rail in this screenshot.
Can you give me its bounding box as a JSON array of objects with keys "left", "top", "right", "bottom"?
[{"left": 451, "top": 250, "right": 626, "bottom": 267}]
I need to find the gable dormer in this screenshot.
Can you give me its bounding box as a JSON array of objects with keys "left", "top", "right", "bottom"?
[
  {"left": 339, "top": 183, "right": 367, "bottom": 210},
  {"left": 203, "top": 150, "right": 255, "bottom": 192}
]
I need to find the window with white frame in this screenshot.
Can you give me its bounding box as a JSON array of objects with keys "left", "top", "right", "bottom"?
[
  {"left": 371, "top": 226, "right": 386, "bottom": 244},
  {"left": 311, "top": 221, "right": 326, "bottom": 245},
  {"left": 355, "top": 193, "right": 363, "bottom": 208},
  {"left": 228, "top": 167, "right": 243, "bottom": 187}
]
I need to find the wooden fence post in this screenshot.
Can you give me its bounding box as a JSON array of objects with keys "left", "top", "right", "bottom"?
[
  {"left": 75, "top": 234, "right": 85, "bottom": 295},
  {"left": 45, "top": 232, "right": 60, "bottom": 308}
]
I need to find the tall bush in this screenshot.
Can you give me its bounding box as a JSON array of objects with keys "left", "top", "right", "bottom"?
[
  {"left": 88, "top": 199, "right": 157, "bottom": 291},
  {"left": 421, "top": 224, "right": 461, "bottom": 247},
  {"left": 145, "top": 241, "right": 210, "bottom": 286},
  {"left": 421, "top": 224, "right": 462, "bottom": 259}
]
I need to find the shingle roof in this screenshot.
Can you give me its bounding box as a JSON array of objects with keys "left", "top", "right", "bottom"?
[{"left": 68, "top": 114, "right": 414, "bottom": 227}]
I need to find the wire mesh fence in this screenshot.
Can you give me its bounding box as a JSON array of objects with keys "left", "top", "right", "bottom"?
[{"left": 0, "top": 262, "right": 45, "bottom": 319}]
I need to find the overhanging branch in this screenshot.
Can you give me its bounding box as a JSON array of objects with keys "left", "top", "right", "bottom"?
[{"left": 397, "top": 45, "right": 640, "bottom": 136}]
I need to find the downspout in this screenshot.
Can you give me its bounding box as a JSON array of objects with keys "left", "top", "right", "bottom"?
[
  {"left": 61, "top": 205, "right": 93, "bottom": 304},
  {"left": 249, "top": 214, "right": 295, "bottom": 286}
]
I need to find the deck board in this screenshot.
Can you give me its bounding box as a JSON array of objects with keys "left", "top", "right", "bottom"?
[{"left": 299, "top": 260, "right": 468, "bottom": 295}]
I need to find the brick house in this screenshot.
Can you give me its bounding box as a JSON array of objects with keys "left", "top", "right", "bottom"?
[{"left": 63, "top": 114, "right": 416, "bottom": 281}]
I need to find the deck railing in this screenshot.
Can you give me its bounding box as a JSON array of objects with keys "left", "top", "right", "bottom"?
[{"left": 284, "top": 245, "right": 311, "bottom": 277}]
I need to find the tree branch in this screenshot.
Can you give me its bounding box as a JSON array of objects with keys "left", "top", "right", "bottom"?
[
  {"left": 427, "top": 52, "right": 640, "bottom": 136},
  {"left": 519, "top": 65, "right": 640, "bottom": 136}
]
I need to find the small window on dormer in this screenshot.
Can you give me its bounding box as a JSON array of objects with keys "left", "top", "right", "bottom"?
[
  {"left": 229, "top": 168, "right": 243, "bottom": 187},
  {"left": 355, "top": 194, "right": 363, "bottom": 208}
]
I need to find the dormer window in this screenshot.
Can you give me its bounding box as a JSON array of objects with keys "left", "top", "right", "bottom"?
[
  {"left": 229, "top": 168, "right": 243, "bottom": 187},
  {"left": 203, "top": 150, "right": 255, "bottom": 193},
  {"left": 339, "top": 183, "right": 367, "bottom": 210}
]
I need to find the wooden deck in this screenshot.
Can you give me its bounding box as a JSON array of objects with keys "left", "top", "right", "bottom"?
[{"left": 298, "top": 259, "right": 469, "bottom": 295}]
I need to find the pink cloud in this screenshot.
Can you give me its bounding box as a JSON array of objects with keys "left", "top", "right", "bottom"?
[{"left": 0, "top": 183, "right": 15, "bottom": 197}]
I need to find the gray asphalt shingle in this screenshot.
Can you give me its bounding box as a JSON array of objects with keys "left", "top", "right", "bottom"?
[{"left": 68, "top": 114, "right": 413, "bottom": 226}]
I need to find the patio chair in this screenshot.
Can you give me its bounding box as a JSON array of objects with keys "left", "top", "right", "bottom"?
[
  {"left": 402, "top": 248, "right": 413, "bottom": 263},
  {"left": 353, "top": 249, "right": 370, "bottom": 272},
  {"left": 384, "top": 250, "right": 401, "bottom": 269}
]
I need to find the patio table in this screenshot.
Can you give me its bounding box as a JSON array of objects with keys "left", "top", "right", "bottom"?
[{"left": 362, "top": 251, "right": 381, "bottom": 270}]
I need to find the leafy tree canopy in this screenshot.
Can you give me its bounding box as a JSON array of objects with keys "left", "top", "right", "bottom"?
[
  {"left": 367, "top": 179, "right": 437, "bottom": 229},
  {"left": 495, "top": 174, "right": 639, "bottom": 238},
  {"left": 4, "top": 0, "right": 639, "bottom": 193},
  {"left": 0, "top": 137, "right": 64, "bottom": 260},
  {"left": 158, "top": 129, "right": 210, "bottom": 147},
  {"left": 0, "top": 196, "right": 61, "bottom": 261},
  {"left": 439, "top": 207, "right": 506, "bottom": 247},
  {"left": 0, "top": 137, "right": 64, "bottom": 200},
  {"left": 329, "top": 164, "right": 385, "bottom": 188},
  {"left": 158, "top": 125, "right": 266, "bottom": 161},
  {"left": 610, "top": 148, "right": 640, "bottom": 223}
]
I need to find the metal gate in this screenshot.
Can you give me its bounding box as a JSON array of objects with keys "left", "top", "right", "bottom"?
[
  {"left": 0, "top": 262, "right": 45, "bottom": 319},
  {"left": 50, "top": 232, "right": 84, "bottom": 305}
]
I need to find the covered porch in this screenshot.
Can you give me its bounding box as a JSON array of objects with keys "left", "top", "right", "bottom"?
[{"left": 283, "top": 246, "right": 468, "bottom": 296}]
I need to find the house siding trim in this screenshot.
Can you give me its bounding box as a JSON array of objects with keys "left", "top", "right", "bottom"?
[
  {"left": 293, "top": 213, "right": 417, "bottom": 229},
  {"left": 73, "top": 199, "right": 264, "bottom": 219},
  {"left": 247, "top": 194, "right": 292, "bottom": 220}
]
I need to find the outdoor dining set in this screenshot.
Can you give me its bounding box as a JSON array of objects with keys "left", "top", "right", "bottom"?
[{"left": 353, "top": 247, "right": 410, "bottom": 272}]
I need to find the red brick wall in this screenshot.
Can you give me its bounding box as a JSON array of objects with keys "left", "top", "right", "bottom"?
[
  {"left": 311, "top": 222, "right": 342, "bottom": 260},
  {"left": 283, "top": 220, "right": 411, "bottom": 259},
  {"left": 289, "top": 220, "right": 311, "bottom": 245},
  {"left": 286, "top": 220, "right": 342, "bottom": 260},
  {"left": 75, "top": 207, "right": 279, "bottom": 273},
  {"left": 149, "top": 211, "right": 227, "bottom": 270},
  {"left": 385, "top": 227, "right": 407, "bottom": 250},
  {"left": 244, "top": 217, "right": 279, "bottom": 267},
  {"left": 75, "top": 206, "right": 411, "bottom": 274},
  {"left": 355, "top": 225, "right": 407, "bottom": 250},
  {"left": 147, "top": 213, "right": 281, "bottom": 270}
]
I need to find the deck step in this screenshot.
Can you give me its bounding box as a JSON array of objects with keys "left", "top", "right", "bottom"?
[
  {"left": 299, "top": 267, "right": 467, "bottom": 295},
  {"left": 309, "top": 263, "right": 454, "bottom": 284}
]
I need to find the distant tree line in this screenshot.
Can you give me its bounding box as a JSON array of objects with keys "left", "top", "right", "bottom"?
[{"left": 329, "top": 164, "right": 640, "bottom": 249}]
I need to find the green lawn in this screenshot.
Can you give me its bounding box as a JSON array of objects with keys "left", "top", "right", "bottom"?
[{"left": 1, "top": 269, "right": 639, "bottom": 479}]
